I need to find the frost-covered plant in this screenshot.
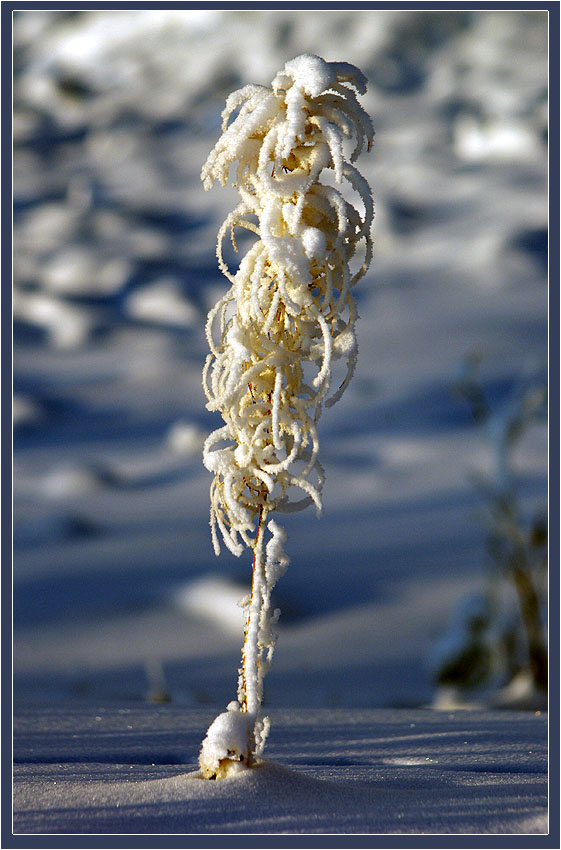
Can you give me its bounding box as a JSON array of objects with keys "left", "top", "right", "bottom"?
[{"left": 197, "top": 54, "right": 373, "bottom": 778}]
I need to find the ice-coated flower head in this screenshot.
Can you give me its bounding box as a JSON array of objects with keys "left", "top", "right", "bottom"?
[{"left": 201, "top": 54, "right": 374, "bottom": 558}]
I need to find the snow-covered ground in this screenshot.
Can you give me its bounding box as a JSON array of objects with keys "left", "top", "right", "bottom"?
[
  {"left": 13, "top": 705, "right": 548, "bottom": 834},
  {"left": 12, "top": 9, "right": 549, "bottom": 835}
]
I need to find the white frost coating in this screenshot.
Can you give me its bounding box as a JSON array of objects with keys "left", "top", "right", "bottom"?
[
  {"left": 199, "top": 53, "right": 373, "bottom": 773},
  {"left": 301, "top": 226, "right": 327, "bottom": 261},
  {"left": 272, "top": 54, "right": 337, "bottom": 98},
  {"left": 265, "top": 519, "right": 290, "bottom": 586}
]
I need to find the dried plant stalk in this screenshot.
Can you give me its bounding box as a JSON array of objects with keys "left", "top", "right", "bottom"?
[{"left": 198, "top": 54, "right": 373, "bottom": 778}]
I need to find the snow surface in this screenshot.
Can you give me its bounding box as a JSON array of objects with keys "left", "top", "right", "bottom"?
[
  {"left": 13, "top": 705, "right": 548, "bottom": 834},
  {"left": 12, "top": 8, "right": 549, "bottom": 836}
]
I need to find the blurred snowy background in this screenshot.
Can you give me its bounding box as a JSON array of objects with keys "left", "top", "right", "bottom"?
[{"left": 13, "top": 10, "right": 548, "bottom": 711}]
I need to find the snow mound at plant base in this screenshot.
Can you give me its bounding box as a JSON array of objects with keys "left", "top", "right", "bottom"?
[{"left": 199, "top": 702, "right": 254, "bottom": 778}]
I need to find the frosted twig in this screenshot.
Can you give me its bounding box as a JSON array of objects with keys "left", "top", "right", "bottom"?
[{"left": 198, "top": 54, "right": 373, "bottom": 778}]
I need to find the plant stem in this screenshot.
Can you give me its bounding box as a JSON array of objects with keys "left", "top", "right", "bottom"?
[
  {"left": 241, "top": 508, "right": 266, "bottom": 718},
  {"left": 511, "top": 559, "right": 548, "bottom": 692}
]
